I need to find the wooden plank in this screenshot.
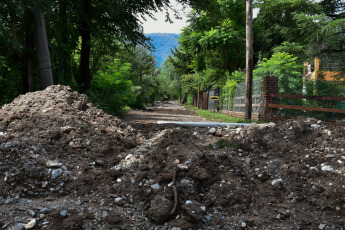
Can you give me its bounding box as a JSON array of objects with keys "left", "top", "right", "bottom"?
[
  {"left": 269, "top": 104, "right": 345, "bottom": 113},
  {"left": 270, "top": 94, "right": 345, "bottom": 101}
]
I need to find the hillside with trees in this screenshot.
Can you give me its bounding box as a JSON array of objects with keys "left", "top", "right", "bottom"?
[{"left": 0, "top": 0, "right": 344, "bottom": 116}]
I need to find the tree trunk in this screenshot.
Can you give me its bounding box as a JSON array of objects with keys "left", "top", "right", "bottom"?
[
  {"left": 34, "top": 9, "right": 54, "bottom": 89},
  {"left": 245, "top": 0, "right": 253, "bottom": 121},
  {"left": 28, "top": 60, "right": 34, "bottom": 92},
  {"left": 58, "top": 0, "right": 68, "bottom": 83},
  {"left": 79, "top": 0, "right": 92, "bottom": 93}
]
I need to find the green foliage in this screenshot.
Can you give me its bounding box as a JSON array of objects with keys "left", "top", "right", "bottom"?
[
  {"left": 214, "top": 138, "right": 235, "bottom": 149},
  {"left": 180, "top": 74, "right": 198, "bottom": 96},
  {"left": 254, "top": 52, "right": 303, "bottom": 94},
  {"left": 178, "top": 0, "right": 245, "bottom": 76},
  {"left": 157, "top": 58, "right": 182, "bottom": 100},
  {"left": 0, "top": 58, "right": 22, "bottom": 105},
  {"left": 131, "top": 73, "right": 159, "bottom": 108},
  {"left": 196, "top": 109, "right": 245, "bottom": 123},
  {"left": 255, "top": 0, "right": 345, "bottom": 68},
  {"left": 220, "top": 79, "right": 239, "bottom": 111},
  {"left": 187, "top": 95, "right": 193, "bottom": 105},
  {"left": 87, "top": 59, "right": 135, "bottom": 116}
]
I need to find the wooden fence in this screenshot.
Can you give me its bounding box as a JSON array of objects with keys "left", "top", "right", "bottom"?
[{"left": 268, "top": 94, "right": 345, "bottom": 114}]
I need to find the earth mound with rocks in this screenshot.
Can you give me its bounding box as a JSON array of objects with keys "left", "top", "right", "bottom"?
[{"left": 1, "top": 85, "right": 345, "bottom": 230}]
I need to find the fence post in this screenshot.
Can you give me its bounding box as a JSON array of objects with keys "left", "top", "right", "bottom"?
[
  {"left": 202, "top": 92, "right": 208, "bottom": 110},
  {"left": 263, "top": 76, "right": 279, "bottom": 119}
]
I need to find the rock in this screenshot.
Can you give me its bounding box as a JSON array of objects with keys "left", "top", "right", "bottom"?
[
  {"left": 321, "top": 165, "right": 334, "bottom": 172},
  {"left": 125, "top": 154, "right": 133, "bottom": 160},
  {"left": 177, "top": 164, "right": 189, "bottom": 170},
  {"left": 171, "top": 227, "right": 182, "bottom": 230},
  {"left": 51, "top": 168, "right": 63, "bottom": 180},
  {"left": 236, "top": 128, "right": 242, "bottom": 134},
  {"left": 61, "top": 165, "right": 68, "bottom": 171},
  {"left": 181, "top": 200, "right": 205, "bottom": 222},
  {"left": 60, "top": 210, "right": 68, "bottom": 217},
  {"left": 115, "top": 197, "right": 123, "bottom": 205},
  {"left": 95, "top": 159, "right": 106, "bottom": 167},
  {"left": 209, "top": 128, "right": 216, "bottom": 134},
  {"left": 102, "top": 211, "right": 109, "bottom": 218},
  {"left": 276, "top": 213, "right": 281, "bottom": 220},
  {"left": 244, "top": 157, "right": 251, "bottom": 164},
  {"left": 146, "top": 195, "right": 171, "bottom": 224},
  {"left": 27, "top": 209, "right": 36, "bottom": 217},
  {"left": 104, "top": 211, "right": 123, "bottom": 224},
  {"left": 319, "top": 223, "right": 327, "bottom": 229},
  {"left": 253, "top": 210, "right": 259, "bottom": 216},
  {"left": 288, "top": 192, "right": 294, "bottom": 199},
  {"left": 272, "top": 179, "right": 283, "bottom": 188},
  {"left": 11, "top": 224, "right": 25, "bottom": 230},
  {"left": 42, "top": 181, "right": 48, "bottom": 188},
  {"left": 4, "top": 198, "right": 14, "bottom": 204},
  {"left": 46, "top": 161, "right": 62, "bottom": 168},
  {"left": 205, "top": 215, "right": 212, "bottom": 221},
  {"left": 180, "top": 179, "right": 192, "bottom": 187},
  {"left": 23, "top": 219, "right": 37, "bottom": 229},
  {"left": 151, "top": 183, "right": 160, "bottom": 190},
  {"left": 40, "top": 207, "right": 49, "bottom": 214}
]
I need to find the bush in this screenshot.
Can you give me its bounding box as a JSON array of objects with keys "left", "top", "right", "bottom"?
[{"left": 87, "top": 59, "right": 135, "bottom": 116}]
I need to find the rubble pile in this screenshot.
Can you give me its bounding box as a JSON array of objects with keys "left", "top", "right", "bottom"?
[{"left": 0, "top": 86, "right": 345, "bottom": 229}]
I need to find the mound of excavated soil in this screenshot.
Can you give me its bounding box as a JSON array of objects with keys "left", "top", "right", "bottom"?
[
  {"left": 0, "top": 85, "right": 142, "bottom": 199},
  {"left": 1, "top": 87, "right": 345, "bottom": 230}
]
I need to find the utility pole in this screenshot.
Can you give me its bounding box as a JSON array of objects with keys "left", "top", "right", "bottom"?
[{"left": 245, "top": 0, "right": 253, "bottom": 121}]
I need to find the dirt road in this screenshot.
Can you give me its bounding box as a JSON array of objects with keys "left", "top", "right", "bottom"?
[{"left": 123, "top": 101, "right": 209, "bottom": 125}]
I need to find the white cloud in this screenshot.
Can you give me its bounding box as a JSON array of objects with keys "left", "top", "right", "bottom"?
[{"left": 141, "top": 0, "right": 191, "bottom": 34}]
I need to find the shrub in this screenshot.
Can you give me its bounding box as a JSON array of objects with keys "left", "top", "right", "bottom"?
[{"left": 87, "top": 59, "right": 135, "bottom": 116}]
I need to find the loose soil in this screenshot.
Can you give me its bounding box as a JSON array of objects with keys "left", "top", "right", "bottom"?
[{"left": 1, "top": 85, "right": 345, "bottom": 230}]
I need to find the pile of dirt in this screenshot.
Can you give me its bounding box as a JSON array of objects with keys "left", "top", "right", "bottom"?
[
  {"left": 0, "top": 85, "right": 142, "bottom": 199},
  {"left": 113, "top": 120, "right": 345, "bottom": 229},
  {"left": 1, "top": 86, "right": 345, "bottom": 229}
]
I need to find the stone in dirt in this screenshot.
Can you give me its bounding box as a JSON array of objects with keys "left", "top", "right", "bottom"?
[
  {"left": 23, "top": 218, "right": 37, "bottom": 229},
  {"left": 146, "top": 195, "right": 172, "bottom": 224},
  {"left": 181, "top": 200, "right": 205, "bottom": 222}
]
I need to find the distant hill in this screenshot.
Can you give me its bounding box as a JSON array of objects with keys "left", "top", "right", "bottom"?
[{"left": 146, "top": 33, "right": 179, "bottom": 68}]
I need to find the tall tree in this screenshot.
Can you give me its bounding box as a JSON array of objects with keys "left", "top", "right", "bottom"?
[{"left": 34, "top": 8, "right": 54, "bottom": 89}]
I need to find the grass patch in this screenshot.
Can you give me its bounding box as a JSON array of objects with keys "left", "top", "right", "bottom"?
[
  {"left": 183, "top": 103, "right": 269, "bottom": 123},
  {"left": 183, "top": 104, "right": 197, "bottom": 110},
  {"left": 196, "top": 109, "right": 245, "bottom": 123},
  {"left": 208, "top": 138, "right": 236, "bottom": 150}
]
